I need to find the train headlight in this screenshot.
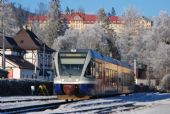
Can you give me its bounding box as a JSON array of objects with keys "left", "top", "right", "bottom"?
[{"left": 62, "top": 79, "right": 65, "bottom": 82}]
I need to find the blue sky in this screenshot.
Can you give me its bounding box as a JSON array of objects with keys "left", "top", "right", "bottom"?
[{"left": 10, "top": 0, "right": 170, "bottom": 16}]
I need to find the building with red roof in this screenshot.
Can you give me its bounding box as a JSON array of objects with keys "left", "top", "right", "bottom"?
[
  {"left": 28, "top": 12, "right": 124, "bottom": 33},
  {"left": 27, "top": 12, "right": 152, "bottom": 34}
]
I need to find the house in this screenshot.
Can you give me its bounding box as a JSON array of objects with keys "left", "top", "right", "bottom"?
[{"left": 0, "top": 28, "right": 55, "bottom": 81}]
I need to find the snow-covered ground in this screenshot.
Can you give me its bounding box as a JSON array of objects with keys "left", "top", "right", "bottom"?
[{"left": 28, "top": 92, "right": 170, "bottom": 114}]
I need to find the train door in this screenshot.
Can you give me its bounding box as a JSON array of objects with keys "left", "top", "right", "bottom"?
[
  {"left": 99, "top": 62, "right": 104, "bottom": 94},
  {"left": 94, "top": 61, "right": 101, "bottom": 95},
  {"left": 105, "top": 68, "right": 109, "bottom": 93},
  {"left": 111, "top": 71, "right": 118, "bottom": 92}
]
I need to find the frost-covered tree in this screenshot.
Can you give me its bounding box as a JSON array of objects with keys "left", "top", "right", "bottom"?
[
  {"left": 139, "top": 11, "right": 170, "bottom": 79},
  {"left": 121, "top": 6, "right": 141, "bottom": 35},
  {"left": 96, "top": 8, "right": 120, "bottom": 58},
  {"left": 53, "top": 23, "right": 120, "bottom": 59},
  {"left": 45, "top": 0, "right": 67, "bottom": 47},
  {"left": 161, "top": 74, "right": 170, "bottom": 91},
  {"left": 53, "top": 24, "right": 104, "bottom": 50},
  {"left": 52, "top": 28, "right": 79, "bottom": 49},
  {"left": 154, "top": 11, "right": 170, "bottom": 45},
  {"left": 116, "top": 6, "right": 143, "bottom": 63},
  {"left": 0, "top": 2, "right": 19, "bottom": 36},
  {"left": 31, "top": 20, "right": 47, "bottom": 43},
  {"left": 97, "top": 8, "right": 110, "bottom": 30},
  {"left": 77, "top": 23, "right": 103, "bottom": 49}
]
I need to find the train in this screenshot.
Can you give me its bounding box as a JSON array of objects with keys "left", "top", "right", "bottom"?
[{"left": 53, "top": 49, "right": 135, "bottom": 100}]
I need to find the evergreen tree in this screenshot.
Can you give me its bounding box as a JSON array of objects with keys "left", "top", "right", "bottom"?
[
  {"left": 108, "top": 12, "right": 111, "bottom": 16},
  {"left": 65, "top": 6, "right": 70, "bottom": 14},
  {"left": 97, "top": 8, "right": 111, "bottom": 30},
  {"left": 111, "top": 7, "right": 116, "bottom": 16},
  {"left": 70, "top": 9, "right": 75, "bottom": 13},
  {"left": 97, "top": 8, "right": 119, "bottom": 59},
  {"left": 78, "top": 7, "right": 85, "bottom": 13}
]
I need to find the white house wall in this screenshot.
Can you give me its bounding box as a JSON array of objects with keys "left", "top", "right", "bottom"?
[
  {"left": 0, "top": 55, "right": 18, "bottom": 69},
  {"left": 24, "top": 50, "right": 36, "bottom": 64},
  {"left": 12, "top": 68, "right": 21, "bottom": 79}
]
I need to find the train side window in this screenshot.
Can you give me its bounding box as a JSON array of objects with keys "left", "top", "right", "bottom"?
[
  {"left": 85, "top": 61, "right": 93, "bottom": 78},
  {"left": 118, "top": 77, "right": 121, "bottom": 83},
  {"left": 99, "top": 63, "right": 102, "bottom": 79},
  {"left": 95, "top": 62, "right": 99, "bottom": 78}
]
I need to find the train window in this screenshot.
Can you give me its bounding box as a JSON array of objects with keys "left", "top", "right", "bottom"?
[
  {"left": 99, "top": 63, "right": 102, "bottom": 79},
  {"left": 109, "top": 69, "right": 112, "bottom": 86},
  {"left": 118, "top": 77, "right": 121, "bottom": 83},
  {"left": 60, "top": 64, "right": 83, "bottom": 76},
  {"left": 85, "top": 61, "right": 93, "bottom": 77},
  {"left": 95, "top": 62, "right": 99, "bottom": 78}
]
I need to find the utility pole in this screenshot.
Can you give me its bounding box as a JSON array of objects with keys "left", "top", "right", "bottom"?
[
  {"left": 148, "top": 66, "right": 153, "bottom": 88},
  {"left": 43, "top": 44, "right": 45, "bottom": 80},
  {"left": 134, "top": 59, "right": 137, "bottom": 84},
  {"left": 1, "top": 0, "right": 6, "bottom": 69}
]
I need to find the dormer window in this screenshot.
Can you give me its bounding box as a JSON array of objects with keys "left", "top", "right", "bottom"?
[{"left": 20, "top": 40, "right": 24, "bottom": 44}]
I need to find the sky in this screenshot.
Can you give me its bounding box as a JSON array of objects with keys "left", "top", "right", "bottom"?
[{"left": 9, "top": 0, "right": 170, "bottom": 17}]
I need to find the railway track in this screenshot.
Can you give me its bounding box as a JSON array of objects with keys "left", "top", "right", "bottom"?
[
  {"left": 0, "top": 96, "right": 67, "bottom": 114},
  {"left": 51, "top": 97, "right": 144, "bottom": 114},
  {"left": 0, "top": 96, "right": 58, "bottom": 103},
  {"left": 0, "top": 94, "right": 146, "bottom": 114}
]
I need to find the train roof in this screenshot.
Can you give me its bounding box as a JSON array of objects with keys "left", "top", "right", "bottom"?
[
  {"left": 57, "top": 49, "right": 132, "bottom": 69},
  {"left": 90, "top": 50, "right": 132, "bottom": 69}
]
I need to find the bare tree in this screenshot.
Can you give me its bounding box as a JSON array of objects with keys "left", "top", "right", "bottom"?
[{"left": 14, "top": 4, "right": 30, "bottom": 28}]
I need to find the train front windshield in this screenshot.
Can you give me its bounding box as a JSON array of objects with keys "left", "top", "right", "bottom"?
[{"left": 58, "top": 52, "right": 87, "bottom": 76}]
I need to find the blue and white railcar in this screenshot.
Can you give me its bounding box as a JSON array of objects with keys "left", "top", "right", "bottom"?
[{"left": 54, "top": 49, "right": 134, "bottom": 100}]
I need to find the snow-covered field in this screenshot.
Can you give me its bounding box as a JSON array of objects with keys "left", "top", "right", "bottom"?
[{"left": 28, "top": 92, "right": 170, "bottom": 114}]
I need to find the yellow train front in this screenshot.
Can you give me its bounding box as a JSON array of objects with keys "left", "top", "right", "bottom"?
[{"left": 53, "top": 49, "right": 135, "bottom": 100}]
